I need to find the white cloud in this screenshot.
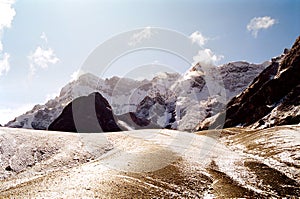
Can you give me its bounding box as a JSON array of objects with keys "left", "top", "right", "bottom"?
[
  {"left": 128, "top": 27, "right": 152, "bottom": 46},
  {"left": 28, "top": 46, "right": 60, "bottom": 75},
  {"left": 189, "top": 31, "right": 223, "bottom": 68},
  {"left": 0, "top": 53, "right": 10, "bottom": 76},
  {"left": 70, "top": 70, "right": 79, "bottom": 81},
  {"left": 0, "top": 0, "right": 16, "bottom": 50},
  {"left": 0, "top": 0, "right": 16, "bottom": 77},
  {"left": 189, "top": 31, "right": 209, "bottom": 46},
  {"left": 28, "top": 32, "right": 60, "bottom": 76},
  {"left": 70, "top": 69, "right": 84, "bottom": 81},
  {"left": 192, "top": 49, "right": 224, "bottom": 67},
  {"left": 0, "top": 0, "right": 15, "bottom": 30},
  {"left": 247, "top": 16, "right": 276, "bottom": 38}
]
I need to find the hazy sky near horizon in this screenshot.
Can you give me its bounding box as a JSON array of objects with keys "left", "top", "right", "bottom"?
[{"left": 0, "top": 0, "right": 299, "bottom": 124}]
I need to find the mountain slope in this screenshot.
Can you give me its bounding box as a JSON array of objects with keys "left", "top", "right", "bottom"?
[
  {"left": 200, "top": 36, "right": 300, "bottom": 130},
  {"left": 171, "top": 61, "right": 268, "bottom": 131}
]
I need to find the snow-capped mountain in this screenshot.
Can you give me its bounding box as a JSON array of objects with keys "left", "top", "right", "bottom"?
[
  {"left": 121, "top": 61, "right": 267, "bottom": 131},
  {"left": 170, "top": 61, "right": 268, "bottom": 131},
  {"left": 6, "top": 60, "right": 267, "bottom": 131},
  {"left": 6, "top": 72, "right": 179, "bottom": 130}
]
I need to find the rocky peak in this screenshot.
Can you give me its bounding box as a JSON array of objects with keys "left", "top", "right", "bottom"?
[
  {"left": 48, "top": 92, "right": 121, "bottom": 133},
  {"left": 201, "top": 36, "right": 300, "bottom": 130}
]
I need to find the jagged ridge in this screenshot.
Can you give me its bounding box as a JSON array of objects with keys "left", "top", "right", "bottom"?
[{"left": 199, "top": 36, "right": 300, "bottom": 130}]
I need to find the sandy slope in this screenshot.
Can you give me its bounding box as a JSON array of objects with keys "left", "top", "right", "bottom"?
[{"left": 0, "top": 126, "right": 299, "bottom": 198}]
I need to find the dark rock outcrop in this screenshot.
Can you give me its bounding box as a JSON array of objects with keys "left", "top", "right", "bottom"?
[
  {"left": 199, "top": 36, "right": 300, "bottom": 130},
  {"left": 48, "top": 92, "right": 121, "bottom": 132}
]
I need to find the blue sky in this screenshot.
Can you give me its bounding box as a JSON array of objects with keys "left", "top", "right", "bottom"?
[{"left": 0, "top": 0, "right": 299, "bottom": 124}]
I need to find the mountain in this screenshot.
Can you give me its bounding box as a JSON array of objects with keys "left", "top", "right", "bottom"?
[
  {"left": 6, "top": 61, "right": 267, "bottom": 131},
  {"left": 197, "top": 36, "right": 300, "bottom": 130},
  {"left": 48, "top": 92, "right": 121, "bottom": 133},
  {"left": 170, "top": 61, "right": 268, "bottom": 131},
  {"left": 6, "top": 73, "right": 179, "bottom": 130}
]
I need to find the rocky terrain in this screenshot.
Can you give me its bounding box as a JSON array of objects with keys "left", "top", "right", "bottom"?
[
  {"left": 0, "top": 125, "right": 299, "bottom": 198},
  {"left": 197, "top": 36, "right": 300, "bottom": 130},
  {"left": 6, "top": 60, "right": 267, "bottom": 132}
]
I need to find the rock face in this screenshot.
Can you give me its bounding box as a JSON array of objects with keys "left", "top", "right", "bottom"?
[
  {"left": 135, "top": 92, "right": 176, "bottom": 128},
  {"left": 201, "top": 36, "right": 300, "bottom": 130},
  {"left": 6, "top": 73, "right": 179, "bottom": 130},
  {"left": 6, "top": 61, "right": 266, "bottom": 131},
  {"left": 116, "top": 92, "right": 175, "bottom": 130},
  {"left": 48, "top": 92, "right": 121, "bottom": 133},
  {"left": 171, "top": 61, "right": 267, "bottom": 131},
  {"left": 251, "top": 85, "right": 300, "bottom": 128},
  {"left": 118, "top": 61, "right": 266, "bottom": 131}
]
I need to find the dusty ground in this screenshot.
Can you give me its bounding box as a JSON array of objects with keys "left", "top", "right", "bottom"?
[{"left": 0, "top": 126, "right": 299, "bottom": 198}]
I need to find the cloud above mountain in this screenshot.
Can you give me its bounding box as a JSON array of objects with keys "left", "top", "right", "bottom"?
[
  {"left": 70, "top": 69, "right": 86, "bottom": 81},
  {"left": 189, "top": 31, "right": 223, "bottom": 67},
  {"left": 192, "top": 49, "right": 223, "bottom": 67},
  {"left": 28, "top": 33, "right": 60, "bottom": 76},
  {"left": 247, "top": 16, "right": 276, "bottom": 38},
  {"left": 189, "top": 31, "right": 208, "bottom": 47}
]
